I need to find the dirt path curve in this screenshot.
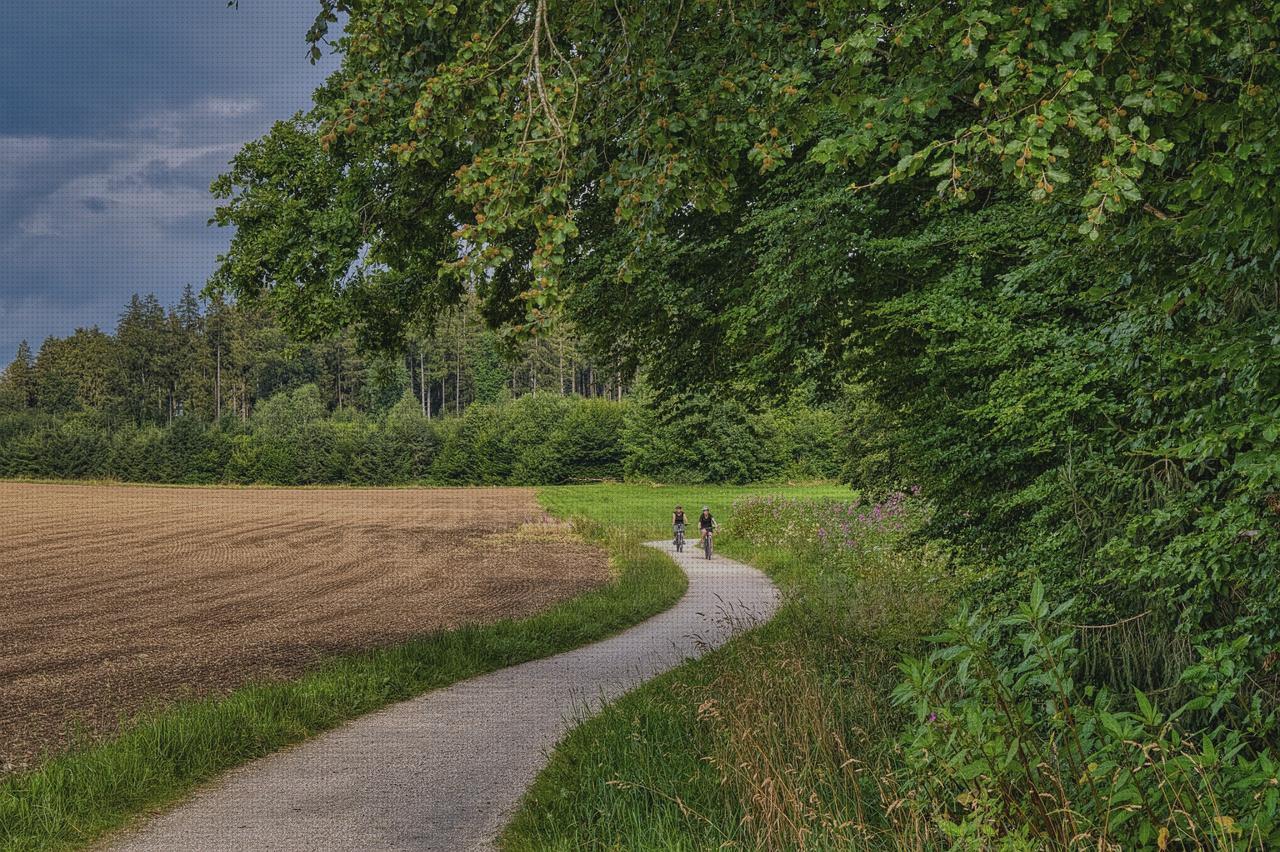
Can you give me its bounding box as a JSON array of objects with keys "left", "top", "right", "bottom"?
[{"left": 105, "top": 541, "right": 779, "bottom": 852}]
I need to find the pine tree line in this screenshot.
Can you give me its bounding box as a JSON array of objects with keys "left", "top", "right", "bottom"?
[{"left": 0, "top": 288, "right": 626, "bottom": 424}]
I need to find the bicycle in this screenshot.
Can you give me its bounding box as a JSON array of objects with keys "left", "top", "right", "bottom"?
[
  {"left": 701, "top": 527, "right": 714, "bottom": 559},
  {"left": 673, "top": 523, "right": 685, "bottom": 553}
]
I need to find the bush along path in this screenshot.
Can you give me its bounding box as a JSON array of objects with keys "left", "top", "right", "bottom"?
[{"left": 102, "top": 542, "right": 778, "bottom": 852}]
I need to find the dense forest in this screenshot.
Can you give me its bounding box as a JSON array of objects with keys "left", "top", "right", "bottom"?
[
  {"left": 0, "top": 286, "right": 627, "bottom": 425},
  {"left": 213, "top": 0, "right": 1278, "bottom": 673}
]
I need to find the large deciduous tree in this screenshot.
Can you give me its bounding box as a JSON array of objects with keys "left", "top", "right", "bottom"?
[
  {"left": 214, "top": 0, "right": 1276, "bottom": 332},
  {"left": 215, "top": 1, "right": 1280, "bottom": 707}
]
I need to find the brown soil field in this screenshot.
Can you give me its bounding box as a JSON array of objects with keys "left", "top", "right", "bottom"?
[{"left": 0, "top": 482, "right": 610, "bottom": 774}]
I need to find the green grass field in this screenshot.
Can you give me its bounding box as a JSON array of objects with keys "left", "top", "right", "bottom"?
[
  {"left": 536, "top": 482, "right": 853, "bottom": 539},
  {"left": 0, "top": 482, "right": 842, "bottom": 852}
]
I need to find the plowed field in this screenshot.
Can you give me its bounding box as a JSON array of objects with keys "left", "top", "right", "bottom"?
[{"left": 0, "top": 483, "right": 609, "bottom": 773}]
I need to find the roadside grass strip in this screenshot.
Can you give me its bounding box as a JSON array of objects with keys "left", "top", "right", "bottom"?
[
  {"left": 503, "top": 485, "right": 949, "bottom": 851},
  {"left": 0, "top": 520, "right": 682, "bottom": 852}
]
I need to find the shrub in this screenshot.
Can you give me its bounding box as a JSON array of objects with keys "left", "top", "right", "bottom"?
[
  {"left": 429, "top": 416, "right": 478, "bottom": 484},
  {"left": 623, "top": 392, "right": 766, "bottom": 484},
  {"left": 1, "top": 392, "right": 842, "bottom": 486},
  {"left": 505, "top": 394, "right": 573, "bottom": 484},
  {"left": 222, "top": 434, "right": 262, "bottom": 484},
  {"left": 727, "top": 493, "right": 1280, "bottom": 849},
  {"left": 463, "top": 402, "right": 515, "bottom": 484},
  {"left": 548, "top": 398, "right": 626, "bottom": 482},
  {"left": 893, "top": 584, "right": 1280, "bottom": 849},
  {"left": 162, "top": 418, "right": 229, "bottom": 484},
  {"left": 0, "top": 411, "right": 49, "bottom": 450},
  {"left": 107, "top": 425, "right": 169, "bottom": 482},
  {"left": 382, "top": 391, "right": 438, "bottom": 481},
  {"left": 758, "top": 404, "right": 843, "bottom": 481}
]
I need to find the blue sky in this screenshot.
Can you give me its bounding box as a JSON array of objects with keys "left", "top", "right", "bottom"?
[{"left": 0, "top": 1, "right": 341, "bottom": 364}]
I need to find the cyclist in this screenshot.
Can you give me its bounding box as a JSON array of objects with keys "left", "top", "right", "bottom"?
[
  {"left": 698, "top": 506, "right": 717, "bottom": 556},
  {"left": 672, "top": 505, "right": 686, "bottom": 547}
]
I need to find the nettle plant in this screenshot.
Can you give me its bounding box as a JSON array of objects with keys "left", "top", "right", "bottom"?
[{"left": 894, "top": 581, "right": 1280, "bottom": 849}]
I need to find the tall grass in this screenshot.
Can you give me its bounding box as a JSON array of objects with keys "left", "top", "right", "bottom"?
[
  {"left": 893, "top": 588, "right": 1280, "bottom": 848},
  {"left": 506, "top": 489, "right": 1280, "bottom": 850},
  {"left": 504, "top": 489, "right": 953, "bottom": 850}
]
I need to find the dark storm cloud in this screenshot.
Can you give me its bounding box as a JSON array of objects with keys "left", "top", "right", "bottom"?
[{"left": 0, "top": 1, "right": 340, "bottom": 363}]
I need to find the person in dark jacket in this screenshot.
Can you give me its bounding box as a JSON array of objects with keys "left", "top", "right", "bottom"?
[{"left": 698, "top": 507, "right": 717, "bottom": 549}]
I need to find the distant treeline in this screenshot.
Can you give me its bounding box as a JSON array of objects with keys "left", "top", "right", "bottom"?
[
  {"left": 0, "top": 286, "right": 628, "bottom": 428},
  {"left": 0, "top": 386, "right": 843, "bottom": 486}
]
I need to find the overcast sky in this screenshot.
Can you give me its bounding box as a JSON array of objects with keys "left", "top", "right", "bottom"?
[{"left": 0, "top": 1, "right": 341, "bottom": 364}]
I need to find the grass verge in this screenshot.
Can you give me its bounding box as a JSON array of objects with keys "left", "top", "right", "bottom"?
[
  {"left": 503, "top": 487, "right": 950, "bottom": 851},
  {"left": 0, "top": 494, "right": 685, "bottom": 852},
  {"left": 509, "top": 487, "right": 1280, "bottom": 849}
]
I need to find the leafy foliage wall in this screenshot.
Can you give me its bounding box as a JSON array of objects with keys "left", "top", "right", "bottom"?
[
  {"left": 205, "top": 0, "right": 1280, "bottom": 716},
  {"left": 0, "top": 388, "right": 842, "bottom": 487}
]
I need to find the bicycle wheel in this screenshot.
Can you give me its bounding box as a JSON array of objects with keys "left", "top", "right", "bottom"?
[
  {"left": 676, "top": 530, "right": 683, "bottom": 552},
  {"left": 703, "top": 533, "right": 712, "bottom": 559}
]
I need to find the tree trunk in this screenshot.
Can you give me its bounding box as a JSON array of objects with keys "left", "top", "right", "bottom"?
[
  {"left": 215, "top": 343, "right": 222, "bottom": 421},
  {"left": 419, "top": 350, "right": 426, "bottom": 417}
]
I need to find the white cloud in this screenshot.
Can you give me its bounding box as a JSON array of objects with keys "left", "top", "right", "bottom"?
[
  {"left": 1, "top": 93, "right": 258, "bottom": 253},
  {"left": 199, "top": 96, "right": 261, "bottom": 119},
  {"left": 6, "top": 139, "right": 239, "bottom": 249},
  {"left": 18, "top": 212, "right": 60, "bottom": 237},
  {"left": 130, "top": 94, "right": 263, "bottom": 147},
  {"left": 0, "top": 290, "right": 119, "bottom": 356},
  {"left": 0, "top": 136, "right": 121, "bottom": 204},
  {"left": 0, "top": 99, "right": 252, "bottom": 349}
]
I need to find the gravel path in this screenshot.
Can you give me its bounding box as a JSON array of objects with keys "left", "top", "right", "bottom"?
[{"left": 105, "top": 540, "right": 779, "bottom": 852}]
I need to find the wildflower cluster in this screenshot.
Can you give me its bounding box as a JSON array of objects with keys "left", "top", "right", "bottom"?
[{"left": 729, "top": 487, "right": 927, "bottom": 565}]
